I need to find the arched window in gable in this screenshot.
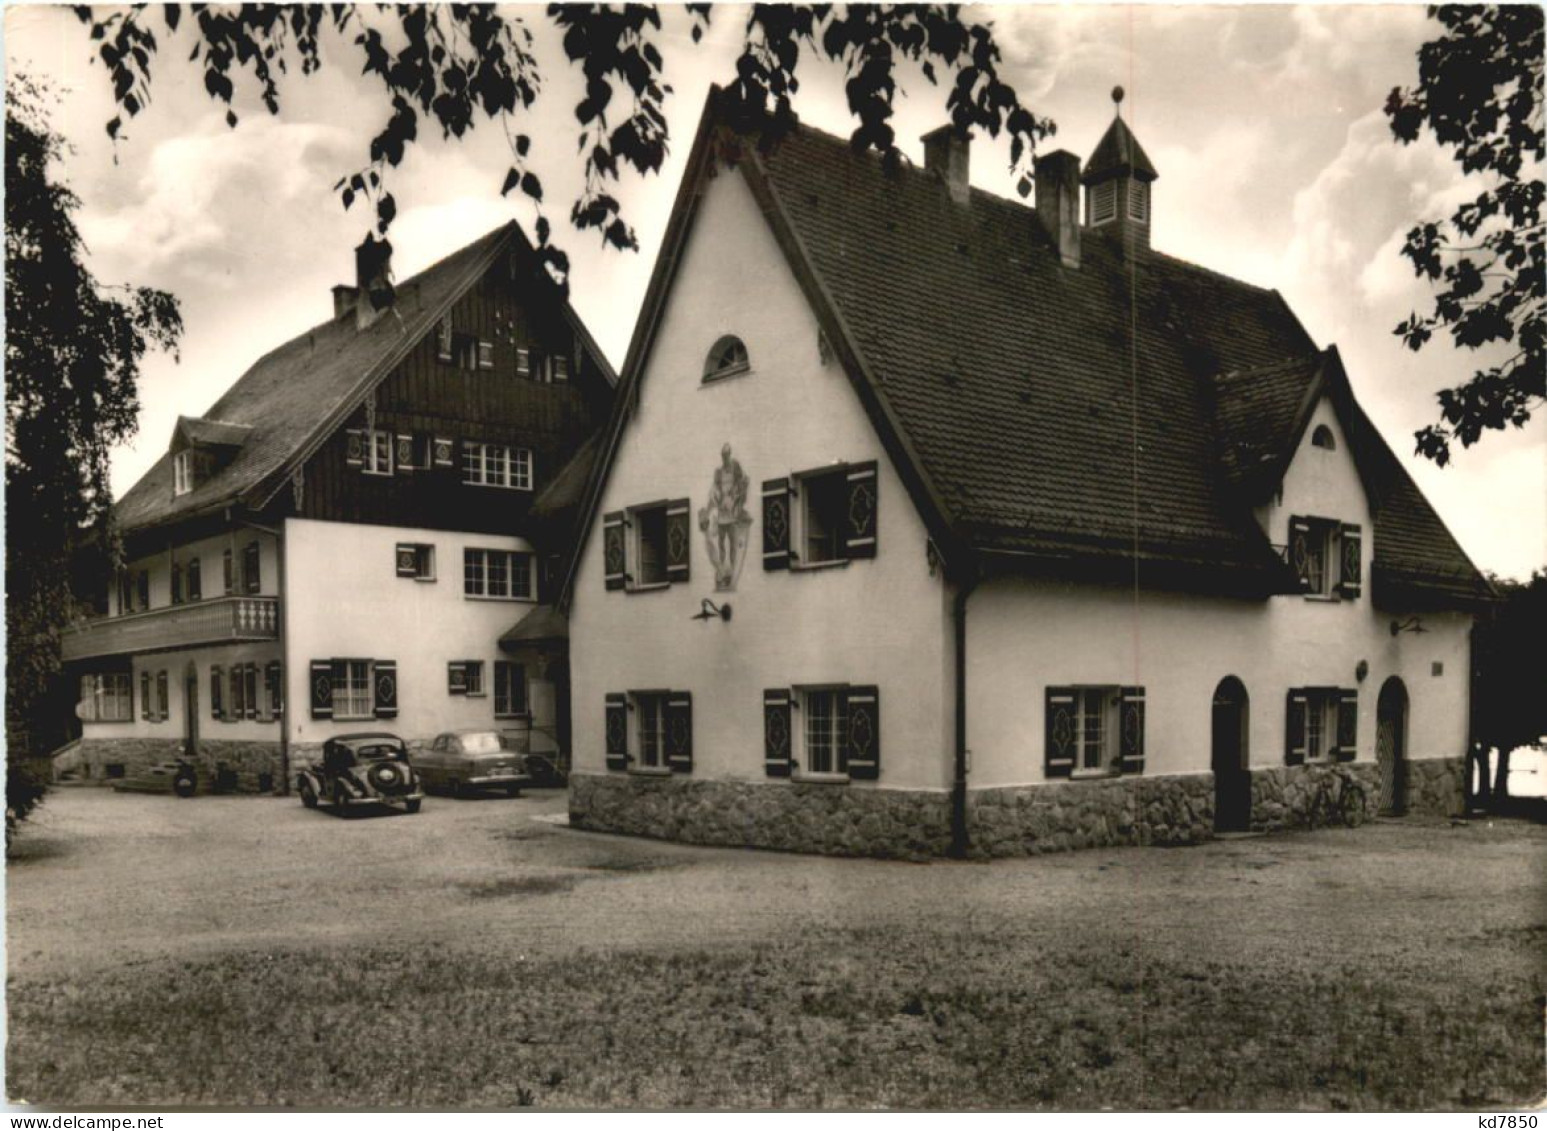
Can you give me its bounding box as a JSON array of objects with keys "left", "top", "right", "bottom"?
[
  {"left": 1311, "top": 424, "right": 1336, "bottom": 451},
  {"left": 702, "top": 336, "right": 750, "bottom": 382}
]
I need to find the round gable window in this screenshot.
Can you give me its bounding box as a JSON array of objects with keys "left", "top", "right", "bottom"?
[
  {"left": 702, "top": 336, "right": 750, "bottom": 382},
  {"left": 1311, "top": 424, "right": 1336, "bottom": 451}
]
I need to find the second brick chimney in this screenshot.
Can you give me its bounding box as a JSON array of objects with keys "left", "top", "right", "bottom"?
[
  {"left": 921, "top": 124, "right": 971, "bottom": 206},
  {"left": 1034, "top": 150, "right": 1082, "bottom": 268}
]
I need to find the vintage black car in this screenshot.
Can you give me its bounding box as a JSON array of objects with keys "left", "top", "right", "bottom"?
[{"left": 297, "top": 732, "right": 423, "bottom": 814}]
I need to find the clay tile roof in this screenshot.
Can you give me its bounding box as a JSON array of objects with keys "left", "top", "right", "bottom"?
[
  {"left": 1081, "top": 116, "right": 1158, "bottom": 184},
  {"left": 1211, "top": 354, "right": 1323, "bottom": 493},
  {"left": 498, "top": 604, "right": 568, "bottom": 647}
]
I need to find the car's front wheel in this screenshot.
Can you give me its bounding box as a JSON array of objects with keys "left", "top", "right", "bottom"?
[{"left": 299, "top": 780, "right": 318, "bottom": 809}]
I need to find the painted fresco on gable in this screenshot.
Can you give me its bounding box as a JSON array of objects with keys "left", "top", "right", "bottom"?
[{"left": 700, "top": 443, "right": 752, "bottom": 591}]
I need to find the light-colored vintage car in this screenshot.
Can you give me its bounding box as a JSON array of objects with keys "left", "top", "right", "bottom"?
[
  {"left": 414, "top": 729, "right": 532, "bottom": 797},
  {"left": 297, "top": 732, "right": 423, "bottom": 815}
]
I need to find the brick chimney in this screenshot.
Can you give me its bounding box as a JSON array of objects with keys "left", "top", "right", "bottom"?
[
  {"left": 921, "top": 124, "right": 971, "bottom": 206},
  {"left": 353, "top": 237, "right": 393, "bottom": 329},
  {"left": 331, "top": 284, "right": 359, "bottom": 319},
  {"left": 1034, "top": 150, "right": 1082, "bottom": 268}
]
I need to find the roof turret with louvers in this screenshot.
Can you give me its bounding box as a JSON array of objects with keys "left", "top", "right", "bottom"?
[{"left": 1081, "top": 87, "right": 1158, "bottom": 248}]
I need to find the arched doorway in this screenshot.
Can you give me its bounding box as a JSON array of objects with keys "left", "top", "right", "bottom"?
[
  {"left": 1377, "top": 677, "right": 1409, "bottom": 816},
  {"left": 1211, "top": 677, "right": 1251, "bottom": 832}
]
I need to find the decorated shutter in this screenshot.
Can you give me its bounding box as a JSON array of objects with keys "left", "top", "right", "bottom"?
[
  {"left": 309, "top": 659, "right": 333, "bottom": 720},
  {"left": 436, "top": 315, "right": 453, "bottom": 361},
  {"left": 665, "top": 692, "right": 693, "bottom": 773},
  {"left": 396, "top": 434, "right": 415, "bottom": 472},
  {"left": 433, "top": 437, "right": 455, "bottom": 468},
  {"left": 1118, "top": 687, "right": 1146, "bottom": 774},
  {"left": 373, "top": 660, "right": 398, "bottom": 719},
  {"left": 665, "top": 499, "right": 691, "bottom": 583},
  {"left": 605, "top": 693, "right": 629, "bottom": 771},
  {"left": 843, "top": 461, "right": 879, "bottom": 559},
  {"left": 345, "top": 428, "right": 365, "bottom": 467},
  {"left": 762, "top": 478, "right": 792, "bottom": 570},
  {"left": 1334, "top": 689, "right": 1358, "bottom": 761},
  {"left": 396, "top": 544, "right": 419, "bottom": 578},
  {"left": 477, "top": 340, "right": 495, "bottom": 369},
  {"left": 448, "top": 662, "right": 467, "bottom": 695},
  {"left": 1288, "top": 516, "right": 1312, "bottom": 592},
  {"left": 763, "top": 689, "right": 793, "bottom": 777},
  {"left": 1337, "top": 524, "right": 1363, "bottom": 598},
  {"left": 1285, "top": 689, "right": 1308, "bottom": 765},
  {"left": 244, "top": 664, "right": 259, "bottom": 720},
  {"left": 602, "top": 511, "right": 626, "bottom": 591},
  {"left": 211, "top": 665, "right": 224, "bottom": 719},
  {"left": 141, "top": 671, "right": 152, "bottom": 720},
  {"left": 1044, "top": 688, "right": 1077, "bottom": 778},
  {"left": 844, "top": 686, "right": 881, "bottom": 780}
]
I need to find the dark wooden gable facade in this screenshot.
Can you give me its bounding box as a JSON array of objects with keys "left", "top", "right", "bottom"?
[{"left": 280, "top": 252, "right": 612, "bottom": 539}]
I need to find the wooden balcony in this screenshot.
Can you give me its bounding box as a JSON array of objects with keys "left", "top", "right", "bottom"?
[{"left": 60, "top": 596, "right": 279, "bottom": 662}]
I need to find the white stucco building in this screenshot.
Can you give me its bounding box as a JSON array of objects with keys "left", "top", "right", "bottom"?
[
  {"left": 558, "top": 91, "right": 1491, "bottom": 858},
  {"left": 59, "top": 224, "right": 615, "bottom": 790}
]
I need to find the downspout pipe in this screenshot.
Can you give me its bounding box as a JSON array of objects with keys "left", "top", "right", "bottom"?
[
  {"left": 240, "top": 517, "right": 287, "bottom": 794},
  {"left": 950, "top": 559, "right": 983, "bottom": 858}
]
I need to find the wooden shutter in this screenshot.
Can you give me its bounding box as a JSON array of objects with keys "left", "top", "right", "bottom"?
[
  {"left": 158, "top": 670, "right": 169, "bottom": 721},
  {"left": 211, "top": 665, "right": 224, "bottom": 720},
  {"left": 1337, "top": 524, "right": 1363, "bottom": 598},
  {"left": 230, "top": 665, "right": 244, "bottom": 721},
  {"left": 845, "top": 686, "right": 881, "bottom": 780},
  {"left": 665, "top": 499, "right": 691, "bottom": 583},
  {"left": 1118, "top": 686, "right": 1146, "bottom": 774},
  {"left": 843, "top": 461, "right": 879, "bottom": 559},
  {"left": 1288, "top": 516, "right": 1312, "bottom": 592},
  {"left": 763, "top": 689, "right": 793, "bottom": 777},
  {"left": 373, "top": 660, "right": 398, "bottom": 719},
  {"left": 396, "top": 544, "right": 419, "bottom": 578},
  {"left": 266, "top": 661, "right": 283, "bottom": 716},
  {"left": 448, "top": 662, "right": 467, "bottom": 695},
  {"left": 243, "top": 664, "right": 259, "bottom": 720},
  {"left": 605, "top": 693, "right": 629, "bottom": 771},
  {"left": 433, "top": 437, "right": 454, "bottom": 467},
  {"left": 762, "top": 478, "right": 792, "bottom": 570},
  {"left": 309, "top": 659, "right": 333, "bottom": 720},
  {"left": 516, "top": 347, "right": 532, "bottom": 378},
  {"left": 188, "top": 558, "right": 202, "bottom": 601},
  {"left": 602, "top": 511, "right": 627, "bottom": 591},
  {"left": 244, "top": 543, "right": 261, "bottom": 593},
  {"left": 222, "top": 550, "right": 234, "bottom": 595},
  {"left": 141, "top": 671, "right": 152, "bottom": 720},
  {"left": 396, "top": 434, "right": 415, "bottom": 472},
  {"left": 1045, "top": 688, "right": 1076, "bottom": 778},
  {"left": 345, "top": 428, "right": 365, "bottom": 467},
  {"left": 665, "top": 692, "right": 693, "bottom": 773},
  {"left": 1285, "top": 689, "right": 1308, "bottom": 765},
  {"left": 436, "top": 315, "right": 453, "bottom": 361},
  {"left": 1334, "top": 689, "right": 1358, "bottom": 761},
  {"left": 477, "top": 340, "right": 495, "bottom": 369}
]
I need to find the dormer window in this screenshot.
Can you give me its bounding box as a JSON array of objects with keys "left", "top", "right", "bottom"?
[
  {"left": 173, "top": 451, "right": 193, "bottom": 496},
  {"left": 1311, "top": 424, "right": 1336, "bottom": 451},
  {"left": 703, "top": 336, "right": 750, "bottom": 382}
]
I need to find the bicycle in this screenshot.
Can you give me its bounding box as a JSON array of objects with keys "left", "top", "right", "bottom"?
[{"left": 1305, "top": 771, "right": 1367, "bottom": 829}]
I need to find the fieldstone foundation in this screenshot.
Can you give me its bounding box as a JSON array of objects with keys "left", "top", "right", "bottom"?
[
  {"left": 571, "top": 756, "right": 1468, "bottom": 860},
  {"left": 60, "top": 738, "right": 282, "bottom": 793}
]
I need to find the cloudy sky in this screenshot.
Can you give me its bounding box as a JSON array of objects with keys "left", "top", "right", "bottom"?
[{"left": 7, "top": 3, "right": 1544, "bottom": 579}]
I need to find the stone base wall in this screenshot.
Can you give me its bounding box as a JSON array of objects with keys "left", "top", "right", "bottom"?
[
  {"left": 1248, "top": 762, "right": 1380, "bottom": 833},
  {"left": 967, "top": 774, "right": 1215, "bottom": 857},
  {"left": 569, "top": 773, "right": 953, "bottom": 859},
  {"left": 59, "top": 738, "right": 283, "bottom": 793},
  {"left": 1400, "top": 757, "right": 1466, "bottom": 818}
]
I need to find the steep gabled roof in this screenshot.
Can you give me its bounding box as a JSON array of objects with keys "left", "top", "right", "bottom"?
[
  {"left": 1211, "top": 354, "right": 1326, "bottom": 496},
  {"left": 560, "top": 91, "right": 1488, "bottom": 609},
  {"left": 115, "top": 222, "right": 616, "bottom": 534}
]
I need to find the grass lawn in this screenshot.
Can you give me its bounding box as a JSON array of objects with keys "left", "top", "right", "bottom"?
[{"left": 6, "top": 792, "right": 1545, "bottom": 1109}]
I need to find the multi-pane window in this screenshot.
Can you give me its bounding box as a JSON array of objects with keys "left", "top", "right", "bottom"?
[
  {"left": 703, "top": 335, "right": 750, "bottom": 382},
  {"left": 187, "top": 558, "right": 201, "bottom": 601},
  {"left": 79, "top": 673, "right": 133, "bottom": 722},
  {"left": 264, "top": 662, "right": 283, "bottom": 720},
  {"left": 463, "top": 549, "right": 535, "bottom": 600},
  {"left": 802, "top": 688, "right": 848, "bottom": 774},
  {"left": 333, "top": 660, "right": 374, "bottom": 721},
  {"left": 171, "top": 564, "right": 183, "bottom": 605},
  {"left": 1288, "top": 516, "right": 1361, "bottom": 599},
  {"left": 800, "top": 469, "right": 849, "bottom": 566},
  {"left": 548, "top": 354, "right": 570, "bottom": 382},
  {"left": 244, "top": 542, "right": 261, "bottom": 594},
  {"left": 635, "top": 692, "right": 667, "bottom": 769},
  {"left": 1074, "top": 688, "right": 1118, "bottom": 772},
  {"left": 173, "top": 450, "right": 194, "bottom": 496},
  {"left": 157, "top": 670, "right": 169, "bottom": 721},
  {"left": 516, "top": 347, "right": 533, "bottom": 378},
  {"left": 464, "top": 661, "right": 484, "bottom": 697},
  {"left": 1287, "top": 687, "right": 1357, "bottom": 764},
  {"left": 463, "top": 443, "right": 532, "bottom": 490},
  {"left": 364, "top": 429, "right": 394, "bottom": 476},
  {"left": 223, "top": 550, "right": 234, "bottom": 594},
  {"left": 494, "top": 662, "right": 527, "bottom": 718},
  {"left": 633, "top": 505, "right": 670, "bottom": 586}
]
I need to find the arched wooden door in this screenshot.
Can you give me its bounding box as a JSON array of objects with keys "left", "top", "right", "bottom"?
[
  {"left": 1377, "top": 677, "right": 1408, "bottom": 816},
  {"left": 1211, "top": 677, "right": 1251, "bottom": 832}
]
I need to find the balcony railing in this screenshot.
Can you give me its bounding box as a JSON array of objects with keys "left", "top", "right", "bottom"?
[{"left": 60, "top": 596, "right": 279, "bottom": 662}]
